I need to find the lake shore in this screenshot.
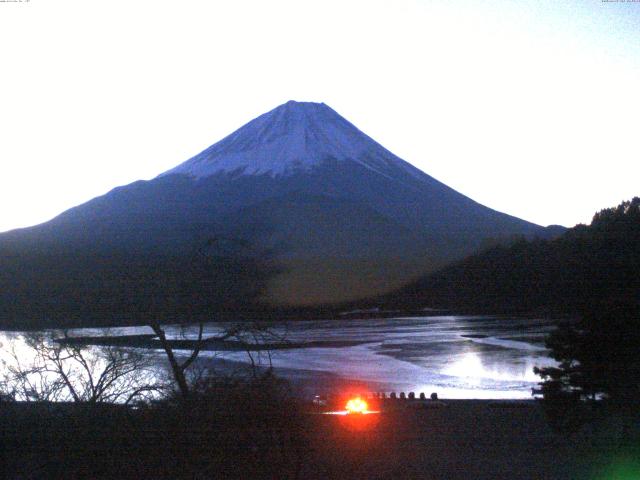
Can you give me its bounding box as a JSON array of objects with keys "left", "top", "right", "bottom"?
[{"left": 56, "top": 333, "right": 373, "bottom": 351}]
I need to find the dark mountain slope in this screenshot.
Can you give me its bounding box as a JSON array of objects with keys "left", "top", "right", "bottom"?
[{"left": 0, "top": 101, "right": 563, "bottom": 325}]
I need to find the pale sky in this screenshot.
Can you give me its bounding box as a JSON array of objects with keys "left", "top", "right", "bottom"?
[{"left": 1, "top": 0, "right": 639, "bottom": 233}]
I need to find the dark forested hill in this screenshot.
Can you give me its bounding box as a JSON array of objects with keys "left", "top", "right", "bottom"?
[{"left": 388, "top": 198, "right": 640, "bottom": 315}]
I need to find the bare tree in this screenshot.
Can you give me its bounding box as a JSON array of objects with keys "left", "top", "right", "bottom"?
[
  {"left": 149, "top": 321, "right": 203, "bottom": 399},
  {"left": 149, "top": 321, "right": 287, "bottom": 398},
  {"left": 226, "top": 321, "right": 289, "bottom": 378},
  {"left": 2, "top": 331, "right": 165, "bottom": 404},
  {"left": 147, "top": 237, "right": 285, "bottom": 398}
]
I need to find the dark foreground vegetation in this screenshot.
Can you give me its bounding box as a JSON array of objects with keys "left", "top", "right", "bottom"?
[
  {"left": 1, "top": 375, "right": 308, "bottom": 479},
  {"left": 2, "top": 394, "right": 639, "bottom": 479}
]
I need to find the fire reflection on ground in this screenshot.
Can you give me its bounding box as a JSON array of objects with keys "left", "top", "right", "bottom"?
[{"left": 321, "top": 396, "right": 380, "bottom": 417}]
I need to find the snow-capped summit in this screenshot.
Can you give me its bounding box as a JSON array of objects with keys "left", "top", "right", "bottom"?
[{"left": 161, "top": 100, "right": 421, "bottom": 180}]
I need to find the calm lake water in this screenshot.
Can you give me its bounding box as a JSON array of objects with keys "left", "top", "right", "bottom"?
[{"left": 0, "top": 316, "right": 558, "bottom": 400}]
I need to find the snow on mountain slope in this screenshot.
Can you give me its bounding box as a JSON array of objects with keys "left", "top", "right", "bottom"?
[{"left": 161, "top": 100, "right": 424, "bottom": 181}]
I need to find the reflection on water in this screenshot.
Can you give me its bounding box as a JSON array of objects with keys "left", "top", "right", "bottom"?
[
  {"left": 0, "top": 316, "right": 558, "bottom": 399},
  {"left": 443, "top": 350, "right": 541, "bottom": 383}
]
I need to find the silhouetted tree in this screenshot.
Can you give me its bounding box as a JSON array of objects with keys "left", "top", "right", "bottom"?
[
  {"left": 534, "top": 301, "right": 640, "bottom": 437},
  {"left": 534, "top": 198, "right": 640, "bottom": 437}
]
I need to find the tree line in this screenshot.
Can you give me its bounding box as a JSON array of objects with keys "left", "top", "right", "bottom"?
[{"left": 392, "top": 197, "right": 640, "bottom": 317}]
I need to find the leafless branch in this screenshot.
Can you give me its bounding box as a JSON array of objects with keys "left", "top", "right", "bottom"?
[{"left": 1, "top": 331, "right": 165, "bottom": 404}]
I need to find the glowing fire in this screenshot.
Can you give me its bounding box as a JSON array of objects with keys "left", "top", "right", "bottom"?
[{"left": 345, "top": 397, "right": 368, "bottom": 414}]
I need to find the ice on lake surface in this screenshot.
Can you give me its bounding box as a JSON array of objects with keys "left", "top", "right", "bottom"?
[
  {"left": 184, "top": 315, "right": 557, "bottom": 399},
  {"left": 1, "top": 316, "right": 558, "bottom": 400}
]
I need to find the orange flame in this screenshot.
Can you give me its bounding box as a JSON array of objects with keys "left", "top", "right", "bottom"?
[{"left": 345, "top": 397, "right": 368, "bottom": 414}]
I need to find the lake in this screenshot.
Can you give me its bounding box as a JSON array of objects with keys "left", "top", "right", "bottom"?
[{"left": 0, "top": 315, "right": 558, "bottom": 400}]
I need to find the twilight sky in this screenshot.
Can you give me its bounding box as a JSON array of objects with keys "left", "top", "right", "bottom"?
[{"left": 1, "top": 0, "right": 638, "bottom": 232}]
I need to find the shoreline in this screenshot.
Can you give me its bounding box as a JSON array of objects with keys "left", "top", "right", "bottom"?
[
  {"left": 183, "top": 354, "right": 540, "bottom": 401},
  {"left": 56, "top": 333, "right": 374, "bottom": 352}
]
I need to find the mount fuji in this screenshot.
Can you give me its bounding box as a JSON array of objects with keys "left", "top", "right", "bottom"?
[
  {"left": 162, "top": 100, "right": 426, "bottom": 181},
  {"left": 0, "top": 101, "right": 560, "bottom": 325}
]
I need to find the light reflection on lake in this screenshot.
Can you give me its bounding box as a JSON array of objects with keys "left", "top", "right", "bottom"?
[
  {"left": 0, "top": 316, "right": 558, "bottom": 399},
  {"left": 202, "top": 316, "right": 558, "bottom": 399}
]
